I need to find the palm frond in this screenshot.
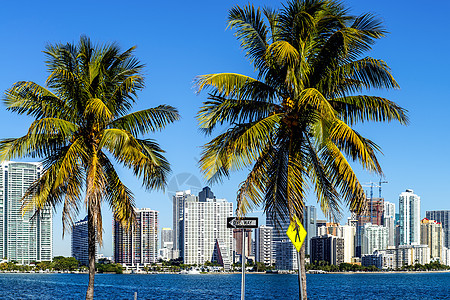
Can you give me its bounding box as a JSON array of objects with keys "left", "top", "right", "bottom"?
[
  {"left": 199, "top": 114, "right": 282, "bottom": 183},
  {"left": 329, "top": 119, "right": 382, "bottom": 173},
  {"left": 330, "top": 95, "right": 409, "bottom": 125},
  {"left": 100, "top": 153, "right": 136, "bottom": 228},
  {"left": 4, "top": 81, "right": 68, "bottom": 119},
  {"left": 320, "top": 142, "right": 366, "bottom": 214},
  {"left": 195, "top": 73, "right": 259, "bottom": 98},
  {"left": 111, "top": 105, "right": 180, "bottom": 136},
  {"left": 197, "top": 94, "right": 280, "bottom": 135},
  {"left": 228, "top": 4, "right": 269, "bottom": 73}
]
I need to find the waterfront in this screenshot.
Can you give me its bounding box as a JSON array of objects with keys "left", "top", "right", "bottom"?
[{"left": 1, "top": 272, "right": 450, "bottom": 299}]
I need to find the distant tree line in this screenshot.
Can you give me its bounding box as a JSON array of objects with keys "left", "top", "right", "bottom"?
[
  {"left": 307, "top": 260, "right": 450, "bottom": 272},
  {"left": 0, "top": 256, "right": 122, "bottom": 274}
]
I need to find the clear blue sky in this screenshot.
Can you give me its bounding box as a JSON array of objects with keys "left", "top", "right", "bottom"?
[{"left": 0, "top": 0, "right": 448, "bottom": 257}]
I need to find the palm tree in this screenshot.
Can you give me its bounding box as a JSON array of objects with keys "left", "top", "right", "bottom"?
[
  {"left": 195, "top": 0, "right": 407, "bottom": 297},
  {"left": 0, "top": 36, "right": 179, "bottom": 299}
]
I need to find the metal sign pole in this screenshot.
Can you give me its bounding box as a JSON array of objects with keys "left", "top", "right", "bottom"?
[
  {"left": 297, "top": 250, "right": 303, "bottom": 300},
  {"left": 241, "top": 228, "right": 246, "bottom": 300}
]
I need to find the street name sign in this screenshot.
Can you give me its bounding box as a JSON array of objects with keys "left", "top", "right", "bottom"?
[
  {"left": 286, "top": 217, "right": 307, "bottom": 252},
  {"left": 227, "top": 217, "right": 258, "bottom": 229}
]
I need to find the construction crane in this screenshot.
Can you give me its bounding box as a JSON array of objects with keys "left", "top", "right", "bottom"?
[
  {"left": 379, "top": 179, "right": 388, "bottom": 198},
  {"left": 362, "top": 179, "right": 388, "bottom": 224}
]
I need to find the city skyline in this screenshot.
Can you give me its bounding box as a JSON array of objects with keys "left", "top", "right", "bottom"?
[{"left": 0, "top": 0, "right": 449, "bottom": 258}]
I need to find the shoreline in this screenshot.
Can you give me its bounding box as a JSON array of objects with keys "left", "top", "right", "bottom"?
[
  {"left": 0, "top": 270, "right": 449, "bottom": 275},
  {"left": 310, "top": 270, "right": 450, "bottom": 275}
]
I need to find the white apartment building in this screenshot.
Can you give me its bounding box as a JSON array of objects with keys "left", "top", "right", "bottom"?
[
  {"left": 397, "top": 244, "right": 430, "bottom": 266},
  {"left": 341, "top": 225, "right": 356, "bottom": 263},
  {"left": 383, "top": 201, "right": 396, "bottom": 247},
  {"left": 441, "top": 247, "right": 450, "bottom": 265},
  {"left": 0, "top": 162, "right": 52, "bottom": 263},
  {"left": 255, "top": 225, "right": 273, "bottom": 266},
  {"left": 361, "top": 223, "right": 389, "bottom": 255},
  {"left": 183, "top": 197, "right": 233, "bottom": 270},
  {"left": 173, "top": 190, "right": 197, "bottom": 255},
  {"left": 399, "top": 189, "right": 420, "bottom": 245}
]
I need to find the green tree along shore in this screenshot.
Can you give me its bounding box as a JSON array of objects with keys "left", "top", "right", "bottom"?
[
  {"left": 307, "top": 261, "right": 450, "bottom": 272},
  {"left": 0, "top": 257, "right": 123, "bottom": 274}
]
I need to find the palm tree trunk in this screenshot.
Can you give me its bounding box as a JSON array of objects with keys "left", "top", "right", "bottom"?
[
  {"left": 86, "top": 205, "right": 96, "bottom": 300},
  {"left": 300, "top": 242, "right": 307, "bottom": 299}
]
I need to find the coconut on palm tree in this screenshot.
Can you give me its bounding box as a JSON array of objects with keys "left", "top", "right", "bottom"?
[
  {"left": 0, "top": 36, "right": 179, "bottom": 299},
  {"left": 196, "top": 0, "right": 407, "bottom": 297}
]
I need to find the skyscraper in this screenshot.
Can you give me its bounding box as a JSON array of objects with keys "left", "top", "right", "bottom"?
[
  {"left": 182, "top": 195, "right": 233, "bottom": 270},
  {"left": 383, "top": 201, "right": 396, "bottom": 247},
  {"left": 399, "top": 189, "right": 420, "bottom": 245},
  {"left": 303, "top": 206, "right": 317, "bottom": 256},
  {"left": 255, "top": 225, "right": 273, "bottom": 266},
  {"left": 310, "top": 235, "right": 344, "bottom": 265},
  {"left": 172, "top": 190, "right": 197, "bottom": 255},
  {"left": 161, "top": 228, "right": 173, "bottom": 250},
  {"left": 341, "top": 225, "right": 356, "bottom": 263},
  {"left": 114, "top": 208, "right": 158, "bottom": 266},
  {"left": 72, "top": 216, "right": 95, "bottom": 266},
  {"left": 426, "top": 210, "right": 450, "bottom": 248},
  {"left": 266, "top": 214, "right": 296, "bottom": 270},
  {"left": 0, "top": 162, "right": 52, "bottom": 263},
  {"left": 420, "top": 218, "right": 443, "bottom": 260}
]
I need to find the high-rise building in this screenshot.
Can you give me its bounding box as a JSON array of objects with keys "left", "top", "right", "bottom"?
[
  {"left": 173, "top": 190, "right": 197, "bottom": 255},
  {"left": 383, "top": 201, "right": 396, "bottom": 247},
  {"left": 347, "top": 213, "right": 358, "bottom": 227},
  {"left": 198, "top": 186, "right": 215, "bottom": 202},
  {"left": 71, "top": 216, "right": 99, "bottom": 266},
  {"left": 161, "top": 228, "right": 173, "bottom": 250},
  {"left": 266, "top": 214, "right": 296, "bottom": 270},
  {"left": 275, "top": 240, "right": 298, "bottom": 270},
  {"left": 318, "top": 222, "right": 341, "bottom": 236},
  {"left": 114, "top": 208, "right": 158, "bottom": 266},
  {"left": 310, "top": 234, "right": 344, "bottom": 265},
  {"left": 182, "top": 193, "right": 233, "bottom": 270},
  {"left": 361, "top": 223, "right": 389, "bottom": 255},
  {"left": 341, "top": 225, "right": 356, "bottom": 263},
  {"left": 0, "top": 162, "right": 52, "bottom": 263},
  {"left": 397, "top": 244, "right": 430, "bottom": 266},
  {"left": 426, "top": 210, "right": 450, "bottom": 248},
  {"left": 233, "top": 229, "right": 252, "bottom": 258},
  {"left": 420, "top": 218, "right": 443, "bottom": 260},
  {"left": 355, "top": 197, "right": 384, "bottom": 257},
  {"left": 316, "top": 220, "right": 326, "bottom": 235},
  {"left": 255, "top": 225, "right": 273, "bottom": 266},
  {"left": 399, "top": 189, "right": 420, "bottom": 245},
  {"left": 303, "top": 206, "right": 316, "bottom": 256}
]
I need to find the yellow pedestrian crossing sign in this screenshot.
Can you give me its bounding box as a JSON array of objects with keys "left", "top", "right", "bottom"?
[{"left": 286, "top": 217, "right": 307, "bottom": 252}]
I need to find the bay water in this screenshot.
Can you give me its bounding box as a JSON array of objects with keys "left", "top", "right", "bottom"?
[{"left": 0, "top": 272, "right": 448, "bottom": 299}]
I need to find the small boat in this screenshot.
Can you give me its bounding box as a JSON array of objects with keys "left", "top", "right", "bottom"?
[{"left": 187, "top": 268, "right": 200, "bottom": 275}]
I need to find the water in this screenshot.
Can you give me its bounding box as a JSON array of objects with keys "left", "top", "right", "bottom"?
[{"left": 0, "top": 272, "right": 449, "bottom": 299}]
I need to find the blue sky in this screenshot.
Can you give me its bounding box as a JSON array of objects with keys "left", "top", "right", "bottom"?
[{"left": 0, "top": 0, "right": 449, "bottom": 257}]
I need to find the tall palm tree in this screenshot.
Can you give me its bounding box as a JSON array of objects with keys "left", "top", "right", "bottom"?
[
  {"left": 196, "top": 0, "right": 407, "bottom": 297},
  {"left": 0, "top": 36, "right": 179, "bottom": 299}
]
